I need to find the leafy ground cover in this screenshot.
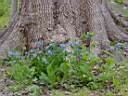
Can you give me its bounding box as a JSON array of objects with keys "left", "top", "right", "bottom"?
[{"left": 0, "top": 32, "right": 128, "bottom": 96}]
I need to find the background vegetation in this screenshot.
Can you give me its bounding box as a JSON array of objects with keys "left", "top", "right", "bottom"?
[{"left": 0, "top": 0, "right": 10, "bottom": 28}]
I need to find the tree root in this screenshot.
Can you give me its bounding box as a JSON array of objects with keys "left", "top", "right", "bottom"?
[{"left": 101, "top": 0, "right": 128, "bottom": 42}]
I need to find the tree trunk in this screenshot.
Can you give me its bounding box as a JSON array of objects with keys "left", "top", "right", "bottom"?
[
  {"left": 0, "top": 0, "right": 128, "bottom": 58},
  {"left": 11, "top": 0, "right": 17, "bottom": 19}
]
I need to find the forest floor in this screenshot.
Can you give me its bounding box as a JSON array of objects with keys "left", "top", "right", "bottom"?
[
  {"left": 0, "top": 66, "right": 100, "bottom": 96},
  {"left": 0, "top": 1, "right": 128, "bottom": 96},
  {"left": 0, "top": 66, "right": 13, "bottom": 96}
]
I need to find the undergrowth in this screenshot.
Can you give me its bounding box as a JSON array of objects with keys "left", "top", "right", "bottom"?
[{"left": 3, "top": 35, "right": 128, "bottom": 96}]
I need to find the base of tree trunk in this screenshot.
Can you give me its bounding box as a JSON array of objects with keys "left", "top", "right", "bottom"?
[{"left": 0, "top": 0, "right": 128, "bottom": 58}]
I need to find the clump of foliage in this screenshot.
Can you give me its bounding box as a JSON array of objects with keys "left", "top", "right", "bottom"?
[
  {"left": 0, "top": 0, "right": 10, "bottom": 28},
  {"left": 4, "top": 33, "right": 128, "bottom": 95},
  {"left": 5, "top": 42, "right": 108, "bottom": 89},
  {"left": 114, "top": 0, "right": 124, "bottom": 4}
]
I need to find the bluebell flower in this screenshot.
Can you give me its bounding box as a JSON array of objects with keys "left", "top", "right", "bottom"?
[
  {"left": 67, "top": 41, "right": 80, "bottom": 47},
  {"left": 59, "top": 44, "right": 66, "bottom": 49},
  {"left": 29, "top": 49, "right": 36, "bottom": 53},
  {"left": 105, "top": 47, "right": 114, "bottom": 52},
  {"left": 36, "top": 40, "right": 44, "bottom": 48},
  {"left": 114, "top": 43, "right": 122, "bottom": 50},
  {"left": 74, "top": 41, "right": 80, "bottom": 45},
  {"left": 68, "top": 41, "right": 74, "bottom": 46},
  {"left": 47, "top": 50, "right": 53, "bottom": 55},
  {"left": 25, "top": 51, "right": 28, "bottom": 55},
  {"left": 8, "top": 51, "right": 20, "bottom": 57}
]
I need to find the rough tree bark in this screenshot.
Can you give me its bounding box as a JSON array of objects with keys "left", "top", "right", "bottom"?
[
  {"left": 0, "top": 0, "right": 128, "bottom": 58},
  {"left": 11, "top": 0, "right": 17, "bottom": 19}
]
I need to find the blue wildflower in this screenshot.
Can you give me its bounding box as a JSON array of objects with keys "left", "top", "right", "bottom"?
[
  {"left": 67, "top": 41, "right": 80, "bottom": 47},
  {"left": 47, "top": 50, "right": 53, "bottom": 55},
  {"left": 74, "top": 41, "right": 80, "bottom": 45},
  {"left": 8, "top": 51, "right": 20, "bottom": 57},
  {"left": 36, "top": 40, "right": 44, "bottom": 48},
  {"left": 59, "top": 44, "right": 66, "bottom": 49},
  {"left": 25, "top": 51, "right": 28, "bottom": 55},
  {"left": 68, "top": 41, "right": 74, "bottom": 46},
  {"left": 114, "top": 43, "right": 122, "bottom": 50},
  {"left": 29, "top": 49, "right": 36, "bottom": 53}
]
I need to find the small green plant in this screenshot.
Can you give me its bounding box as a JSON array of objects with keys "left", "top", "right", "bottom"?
[
  {"left": 114, "top": 0, "right": 124, "bottom": 4},
  {"left": 8, "top": 83, "right": 26, "bottom": 92},
  {"left": 27, "top": 85, "right": 41, "bottom": 96},
  {"left": 8, "top": 62, "right": 32, "bottom": 83}
]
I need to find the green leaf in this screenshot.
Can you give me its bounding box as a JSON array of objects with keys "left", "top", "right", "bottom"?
[{"left": 39, "top": 72, "right": 50, "bottom": 84}]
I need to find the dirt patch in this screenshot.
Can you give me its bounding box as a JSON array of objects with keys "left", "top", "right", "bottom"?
[{"left": 0, "top": 67, "right": 14, "bottom": 96}]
